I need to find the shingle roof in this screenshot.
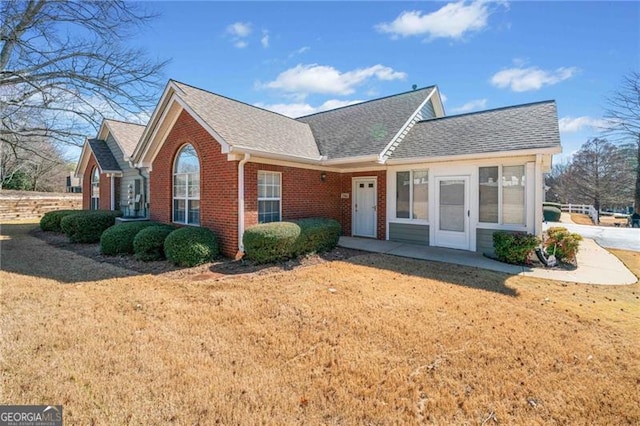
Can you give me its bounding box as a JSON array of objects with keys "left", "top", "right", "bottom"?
[
  {"left": 296, "top": 87, "right": 435, "bottom": 159},
  {"left": 104, "top": 119, "right": 145, "bottom": 157},
  {"left": 391, "top": 101, "right": 561, "bottom": 159},
  {"left": 88, "top": 139, "right": 121, "bottom": 172},
  {"left": 172, "top": 81, "right": 320, "bottom": 159}
]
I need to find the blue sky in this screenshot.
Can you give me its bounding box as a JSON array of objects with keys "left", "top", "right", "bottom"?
[{"left": 122, "top": 1, "right": 638, "bottom": 163}]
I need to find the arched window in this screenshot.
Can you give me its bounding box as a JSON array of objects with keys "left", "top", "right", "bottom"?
[
  {"left": 173, "top": 144, "right": 200, "bottom": 225},
  {"left": 91, "top": 167, "right": 100, "bottom": 210}
]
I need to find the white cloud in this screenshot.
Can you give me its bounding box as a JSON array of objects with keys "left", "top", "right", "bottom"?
[
  {"left": 558, "top": 116, "right": 609, "bottom": 133},
  {"left": 227, "top": 22, "right": 252, "bottom": 38},
  {"left": 376, "top": 1, "right": 505, "bottom": 40},
  {"left": 261, "top": 31, "right": 270, "bottom": 48},
  {"left": 255, "top": 99, "right": 364, "bottom": 118},
  {"left": 234, "top": 40, "right": 248, "bottom": 49},
  {"left": 491, "top": 66, "right": 577, "bottom": 92},
  {"left": 451, "top": 98, "right": 487, "bottom": 113},
  {"left": 263, "top": 63, "right": 406, "bottom": 96},
  {"left": 439, "top": 92, "right": 448, "bottom": 103}
]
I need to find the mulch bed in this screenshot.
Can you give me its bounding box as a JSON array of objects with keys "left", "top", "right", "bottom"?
[{"left": 32, "top": 228, "right": 368, "bottom": 280}]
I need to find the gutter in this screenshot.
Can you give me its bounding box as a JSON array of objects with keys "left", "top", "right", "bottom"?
[
  {"left": 237, "top": 153, "right": 251, "bottom": 254},
  {"left": 385, "top": 146, "right": 562, "bottom": 165}
]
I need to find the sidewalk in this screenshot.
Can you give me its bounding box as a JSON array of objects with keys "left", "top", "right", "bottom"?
[{"left": 338, "top": 237, "right": 637, "bottom": 285}]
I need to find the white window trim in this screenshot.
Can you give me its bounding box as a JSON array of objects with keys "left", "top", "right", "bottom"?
[
  {"left": 478, "top": 164, "right": 527, "bottom": 228},
  {"left": 257, "top": 170, "right": 282, "bottom": 223},
  {"left": 172, "top": 144, "right": 200, "bottom": 226},
  {"left": 394, "top": 169, "right": 429, "bottom": 224},
  {"left": 91, "top": 167, "right": 100, "bottom": 210}
]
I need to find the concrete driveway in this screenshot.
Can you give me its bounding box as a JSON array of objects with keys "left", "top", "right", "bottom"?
[{"left": 543, "top": 222, "right": 640, "bottom": 252}]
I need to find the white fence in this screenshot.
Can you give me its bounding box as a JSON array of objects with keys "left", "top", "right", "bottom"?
[{"left": 561, "top": 204, "right": 599, "bottom": 224}]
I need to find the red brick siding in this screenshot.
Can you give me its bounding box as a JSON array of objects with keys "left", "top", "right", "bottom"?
[
  {"left": 81, "top": 154, "right": 112, "bottom": 210},
  {"left": 149, "top": 110, "right": 238, "bottom": 257},
  {"left": 243, "top": 164, "right": 342, "bottom": 228},
  {"left": 340, "top": 171, "right": 387, "bottom": 239}
]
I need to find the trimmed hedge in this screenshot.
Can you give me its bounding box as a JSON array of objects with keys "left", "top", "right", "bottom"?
[
  {"left": 493, "top": 231, "right": 539, "bottom": 265},
  {"left": 543, "top": 205, "right": 562, "bottom": 222},
  {"left": 133, "top": 225, "right": 176, "bottom": 261},
  {"left": 545, "top": 227, "right": 582, "bottom": 262},
  {"left": 293, "top": 218, "right": 341, "bottom": 255},
  {"left": 100, "top": 221, "right": 159, "bottom": 256},
  {"left": 243, "top": 218, "right": 342, "bottom": 263},
  {"left": 243, "top": 222, "right": 301, "bottom": 263},
  {"left": 60, "top": 210, "right": 122, "bottom": 243},
  {"left": 40, "top": 210, "right": 81, "bottom": 232},
  {"left": 164, "top": 227, "right": 219, "bottom": 267}
]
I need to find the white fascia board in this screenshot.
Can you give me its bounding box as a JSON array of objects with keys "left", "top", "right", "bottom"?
[
  {"left": 132, "top": 82, "right": 178, "bottom": 162},
  {"left": 136, "top": 96, "right": 182, "bottom": 167},
  {"left": 378, "top": 87, "right": 436, "bottom": 162},
  {"left": 228, "top": 146, "right": 323, "bottom": 164},
  {"left": 97, "top": 121, "right": 110, "bottom": 140},
  {"left": 430, "top": 86, "right": 446, "bottom": 117},
  {"left": 322, "top": 154, "right": 379, "bottom": 165},
  {"left": 74, "top": 140, "right": 91, "bottom": 178},
  {"left": 385, "top": 147, "right": 561, "bottom": 166}
]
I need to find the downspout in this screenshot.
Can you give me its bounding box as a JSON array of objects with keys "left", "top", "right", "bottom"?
[
  {"left": 534, "top": 154, "right": 543, "bottom": 236},
  {"left": 110, "top": 174, "right": 115, "bottom": 210},
  {"left": 237, "top": 153, "right": 251, "bottom": 255}
]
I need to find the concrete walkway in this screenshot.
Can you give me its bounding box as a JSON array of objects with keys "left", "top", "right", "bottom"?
[{"left": 339, "top": 237, "right": 637, "bottom": 285}]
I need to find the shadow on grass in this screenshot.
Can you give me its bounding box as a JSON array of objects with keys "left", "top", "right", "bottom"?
[
  {"left": 1, "top": 223, "right": 139, "bottom": 284},
  {"left": 344, "top": 253, "right": 519, "bottom": 297},
  {"left": 3, "top": 223, "right": 518, "bottom": 294}
]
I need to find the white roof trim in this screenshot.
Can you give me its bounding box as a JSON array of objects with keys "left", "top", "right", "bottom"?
[
  {"left": 228, "top": 146, "right": 323, "bottom": 164},
  {"left": 384, "top": 146, "right": 561, "bottom": 165},
  {"left": 134, "top": 81, "right": 234, "bottom": 167},
  {"left": 378, "top": 87, "right": 436, "bottom": 163},
  {"left": 74, "top": 140, "right": 92, "bottom": 179},
  {"left": 132, "top": 81, "right": 179, "bottom": 162},
  {"left": 136, "top": 97, "right": 183, "bottom": 168}
]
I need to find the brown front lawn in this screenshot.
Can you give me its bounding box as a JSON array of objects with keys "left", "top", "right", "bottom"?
[{"left": 1, "top": 222, "right": 639, "bottom": 424}]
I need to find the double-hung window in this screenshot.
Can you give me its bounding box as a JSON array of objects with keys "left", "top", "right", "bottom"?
[
  {"left": 173, "top": 144, "right": 200, "bottom": 225},
  {"left": 90, "top": 167, "right": 100, "bottom": 210},
  {"left": 396, "top": 170, "right": 428, "bottom": 220},
  {"left": 258, "top": 171, "right": 281, "bottom": 223},
  {"left": 479, "top": 165, "right": 525, "bottom": 225}
]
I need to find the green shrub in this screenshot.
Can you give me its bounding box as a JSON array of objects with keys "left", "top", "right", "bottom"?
[
  {"left": 243, "top": 222, "right": 301, "bottom": 263},
  {"left": 100, "top": 221, "right": 159, "bottom": 255},
  {"left": 545, "top": 227, "right": 583, "bottom": 262},
  {"left": 543, "top": 205, "right": 562, "bottom": 222},
  {"left": 133, "top": 225, "right": 176, "bottom": 261},
  {"left": 40, "top": 210, "right": 80, "bottom": 232},
  {"left": 60, "top": 210, "right": 122, "bottom": 243},
  {"left": 293, "top": 218, "right": 341, "bottom": 255},
  {"left": 493, "top": 231, "right": 540, "bottom": 265},
  {"left": 164, "top": 227, "right": 219, "bottom": 267}
]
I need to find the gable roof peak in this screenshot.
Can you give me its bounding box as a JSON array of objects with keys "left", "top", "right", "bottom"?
[
  {"left": 170, "top": 79, "right": 303, "bottom": 124},
  {"left": 295, "top": 85, "right": 436, "bottom": 120}
]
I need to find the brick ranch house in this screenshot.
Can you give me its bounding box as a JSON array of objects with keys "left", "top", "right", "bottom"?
[{"left": 77, "top": 80, "right": 562, "bottom": 258}]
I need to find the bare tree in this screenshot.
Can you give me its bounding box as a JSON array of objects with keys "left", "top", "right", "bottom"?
[
  {"left": 0, "top": 0, "right": 167, "bottom": 155},
  {"left": 1, "top": 137, "right": 70, "bottom": 191},
  {"left": 604, "top": 71, "right": 640, "bottom": 211},
  {"left": 564, "top": 138, "right": 634, "bottom": 212}
]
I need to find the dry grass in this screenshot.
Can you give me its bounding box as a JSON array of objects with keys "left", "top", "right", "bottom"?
[
  {"left": 571, "top": 213, "right": 630, "bottom": 227},
  {"left": 1, "top": 223, "right": 639, "bottom": 424},
  {"left": 570, "top": 213, "right": 595, "bottom": 225}
]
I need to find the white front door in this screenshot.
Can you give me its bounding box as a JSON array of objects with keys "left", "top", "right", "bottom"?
[
  {"left": 353, "top": 178, "right": 377, "bottom": 237},
  {"left": 434, "top": 176, "right": 470, "bottom": 250}
]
